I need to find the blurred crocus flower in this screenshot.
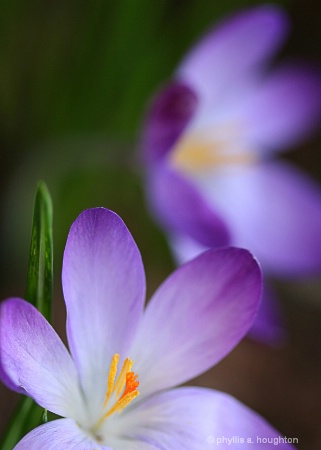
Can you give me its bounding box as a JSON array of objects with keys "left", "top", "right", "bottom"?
[
  {"left": 0, "top": 208, "right": 295, "bottom": 449},
  {"left": 141, "top": 6, "right": 321, "bottom": 343}
]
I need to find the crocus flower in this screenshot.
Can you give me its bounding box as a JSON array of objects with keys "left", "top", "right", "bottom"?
[
  {"left": 0, "top": 208, "right": 295, "bottom": 449},
  {"left": 141, "top": 6, "right": 321, "bottom": 343}
]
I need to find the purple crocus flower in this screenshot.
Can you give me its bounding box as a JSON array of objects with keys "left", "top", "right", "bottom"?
[
  {"left": 0, "top": 208, "right": 295, "bottom": 449},
  {"left": 141, "top": 6, "right": 321, "bottom": 343}
]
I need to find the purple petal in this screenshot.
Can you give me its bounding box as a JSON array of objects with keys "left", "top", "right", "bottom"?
[
  {"left": 119, "top": 387, "right": 296, "bottom": 449},
  {"left": 243, "top": 65, "right": 321, "bottom": 151},
  {"left": 248, "top": 282, "right": 286, "bottom": 346},
  {"left": 169, "top": 239, "right": 287, "bottom": 346},
  {"left": 170, "top": 239, "right": 287, "bottom": 348},
  {"left": 0, "top": 299, "right": 83, "bottom": 418},
  {"left": 146, "top": 165, "right": 230, "bottom": 248},
  {"left": 62, "top": 208, "right": 146, "bottom": 414},
  {"left": 0, "top": 302, "right": 24, "bottom": 394},
  {"left": 197, "top": 161, "right": 321, "bottom": 276},
  {"left": 14, "top": 419, "right": 111, "bottom": 450},
  {"left": 178, "top": 6, "right": 288, "bottom": 102},
  {"left": 131, "top": 247, "right": 261, "bottom": 397},
  {"left": 141, "top": 81, "right": 197, "bottom": 163}
]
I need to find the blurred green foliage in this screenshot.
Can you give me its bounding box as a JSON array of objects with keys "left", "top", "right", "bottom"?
[{"left": 0, "top": 0, "right": 288, "bottom": 144}]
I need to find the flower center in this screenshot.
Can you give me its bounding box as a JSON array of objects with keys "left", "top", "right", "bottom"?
[
  {"left": 94, "top": 353, "right": 140, "bottom": 432},
  {"left": 170, "top": 129, "right": 256, "bottom": 174}
]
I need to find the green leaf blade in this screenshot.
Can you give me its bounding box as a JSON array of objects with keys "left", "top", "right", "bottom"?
[{"left": 25, "top": 181, "right": 53, "bottom": 322}]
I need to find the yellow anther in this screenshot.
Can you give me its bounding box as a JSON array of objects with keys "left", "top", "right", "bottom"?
[{"left": 104, "top": 353, "right": 119, "bottom": 407}]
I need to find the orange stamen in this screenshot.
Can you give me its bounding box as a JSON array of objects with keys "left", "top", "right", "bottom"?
[{"left": 119, "top": 371, "right": 140, "bottom": 401}]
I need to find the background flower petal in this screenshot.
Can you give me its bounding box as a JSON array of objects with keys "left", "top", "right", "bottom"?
[
  {"left": 178, "top": 6, "right": 288, "bottom": 103},
  {"left": 170, "top": 232, "right": 209, "bottom": 264},
  {"left": 243, "top": 66, "right": 321, "bottom": 152},
  {"left": 146, "top": 165, "right": 230, "bottom": 248},
  {"left": 62, "top": 208, "right": 146, "bottom": 416},
  {"left": 14, "top": 418, "right": 111, "bottom": 450},
  {"left": 0, "top": 299, "right": 84, "bottom": 419},
  {"left": 117, "top": 387, "right": 296, "bottom": 449},
  {"left": 142, "top": 81, "right": 197, "bottom": 163},
  {"left": 248, "top": 282, "right": 286, "bottom": 346},
  {"left": 196, "top": 161, "right": 321, "bottom": 276},
  {"left": 131, "top": 247, "right": 261, "bottom": 396}
]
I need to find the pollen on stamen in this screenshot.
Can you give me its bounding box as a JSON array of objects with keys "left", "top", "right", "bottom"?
[
  {"left": 97, "top": 354, "right": 140, "bottom": 430},
  {"left": 114, "top": 357, "right": 134, "bottom": 396},
  {"left": 104, "top": 353, "right": 120, "bottom": 407},
  {"left": 104, "top": 371, "right": 140, "bottom": 418}
]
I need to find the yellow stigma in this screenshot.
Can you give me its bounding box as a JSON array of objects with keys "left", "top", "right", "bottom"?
[
  {"left": 96, "top": 354, "right": 140, "bottom": 429},
  {"left": 170, "top": 130, "right": 256, "bottom": 174}
]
